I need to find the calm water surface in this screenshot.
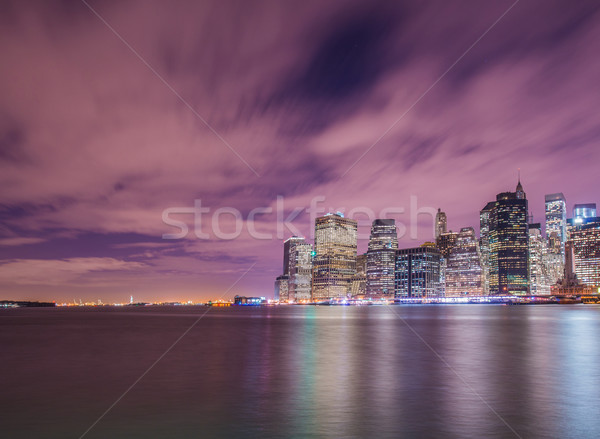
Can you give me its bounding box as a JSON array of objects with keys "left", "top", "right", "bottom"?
[{"left": 1, "top": 305, "right": 600, "bottom": 438}]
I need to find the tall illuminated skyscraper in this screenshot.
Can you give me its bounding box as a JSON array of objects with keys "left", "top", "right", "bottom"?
[
  {"left": 569, "top": 217, "right": 600, "bottom": 288},
  {"left": 445, "top": 227, "right": 483, "bottom": 295},
  {"left": 435, "top": 209, "right": 447, "bottom": 240},
  {"left": 275, "top": 275, "right": 290, "bottom": 302},
  {"left": 479, "top": 201, "right": 496, "bottom": 294},
  {"left": 283, "top": 236, "right": 305, "bottom": 275},
  {"left": 312, "top": 213, "right": 358, "bottom": 301},
  {"left": 545, "top": 193, "right": 567, "bottom": 258},
  {"left": 528, "top": 224, "right": 551, "bottom": 295},
  {"left": 287, "top": 238, "right": 313, "bottom": 302},
  {"left": 487, "top": 179, "right": 529, "bottom": 295},
  {"left": 366, "top": 219, "right": 398, "bottom": 298}
]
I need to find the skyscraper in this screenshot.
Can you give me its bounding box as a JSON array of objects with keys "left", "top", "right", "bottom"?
[
  {"left": 275, "top": 275, "right": 290, "bottom": 302},
  {"left": 436, "top": 231, "right": 458, "bottom": 259},
  {"left": 283, "top": 236, "right": 305, "bottom": 275},
  {"left": 312, "top": 213, "right": 358, "bottom": 301},
  {"left": 435, "top": 208, "right": 447, "bottom": 240},
  {"left": 573, "top": 203, "right": 597, "bottom": 220},
  {"left": 528, "top": 224, "right": 551, "bottom": 295},
  {"left": 445, "top": 227, "right": 483, "bottom": 296},
  {"left": 366, "top": 219, "right": 398, "bottom": 298},
  {"left": 569, "top": 217, "right": 600, "bottom": 288},
  {"left": 487, "top": 180, "right": 529, "bottom": 295},
  {"left": 287, "top": 238, "right": 313, "bottom": 302},
  {"left": 350, "top": 253, "right": 367, "bottom": 297},
  {"left": 479, "top": 201, "right": 496, "bottom": 294},
  {"left": 545, "top": 193, "right": 567, "bottom": 258},
  {"left": 395, "top": 246, "right": 444, "bottom": 298}
]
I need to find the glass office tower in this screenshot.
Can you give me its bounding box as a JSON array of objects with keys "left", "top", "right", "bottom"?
[
  {"left": 488, "top": 180, "right": 529, "bottom": 295},
  {"left": 312, "top": 213, "right": 358, "bottom": 301},
  {"left": 545, "top": 193, "right": 567, "bottom": 258},
  {"left": 445, "top": 227, "right": 483, "bottom": 295},
  {"left": 569, "top": 217, "right": 600, "bottom": 288},
  {"left": 287, "top": 238, "right": 313, "bottom": 302},
  {"left": 366, "top": 219, "right": 398, "bottom": 299},
  {"left": 528, "top": 224, "right": 551, "bottom": 295},
  {"left": 395, "top": 246, "right": 444, "bottom": 298},
  {"left": 480, "top": 201, "right": 496, "bottom": 294}
]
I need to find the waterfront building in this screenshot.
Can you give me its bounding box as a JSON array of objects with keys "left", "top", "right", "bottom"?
[
  {"left": 487, "top": 179, "right": 529, "bottom": 295},
  {"left": 528, "top": 224, "right": 551, "bottom": 295},
  {"left": 395, "top": 246, "right": 444, "bottom": 298},
  {"left": 445, "top": 227, "right": 483, "bottom": 295},
  {"left": 545, "top": 193, "right": 567, "bottom": 258},
  {"left": 312, "top": 213, "right": 358, "bottom": 300},
  {"left": 234, "top": 296, "right": 267, "bottom": 305},
  {"left": 275, "top": 275, "right": 290, "bottom": 302},
  {"left": 569, "top": 217, "right": 600, "bottom": 288},
  {"left": 283, "top": 236, "right": 305, "bottom": 275},
  {"left": 366, "top": 219, "right": 398, "bottom": 298},
  {"left": 480, "top": 201, "right": 496, "bottom": 294},
  {"left": 287, "top": 238, "right": 313, "bottom": 302},
  {"left": 435, "top": 209, "right": 447, "bottom": 240}
]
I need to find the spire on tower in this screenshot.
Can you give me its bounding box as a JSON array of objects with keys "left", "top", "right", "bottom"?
[{"left": 516, "top": 169, "right": 525, "bottom": 199}]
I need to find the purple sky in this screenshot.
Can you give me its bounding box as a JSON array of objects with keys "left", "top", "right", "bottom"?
[{"left": 1, "top": 0, "right": 599, "bottom": 302}]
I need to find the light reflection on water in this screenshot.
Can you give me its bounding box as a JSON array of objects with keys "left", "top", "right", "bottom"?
[{"left": 1, "top": 305, "right": 600, "bottom": 438}]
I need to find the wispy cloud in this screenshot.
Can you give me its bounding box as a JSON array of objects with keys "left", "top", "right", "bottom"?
[{"left": 0, "top": 237, "right": 45, "bottom": 246}]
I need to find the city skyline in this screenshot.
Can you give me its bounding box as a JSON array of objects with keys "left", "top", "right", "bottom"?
[
  {"left": 2, "top": 0, "right": 600, "bottom": 302},
  {"left": 273, "top": 178, "right": 598, "bottom": 302}
]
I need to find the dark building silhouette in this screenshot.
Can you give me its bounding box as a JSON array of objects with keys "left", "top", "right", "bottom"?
[{"left": 395, "top": 246, "right": 443, "bottom": 298}]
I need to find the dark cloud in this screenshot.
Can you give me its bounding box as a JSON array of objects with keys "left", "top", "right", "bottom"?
[{"left": 0, "top": 125, "right": 28, "bottom": 164}]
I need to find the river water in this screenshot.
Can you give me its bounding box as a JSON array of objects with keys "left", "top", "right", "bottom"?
[{"left": 1, "top": 304, "right": 599, "bottom": 438}]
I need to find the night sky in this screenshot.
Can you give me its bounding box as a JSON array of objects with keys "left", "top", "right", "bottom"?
[{"left": 1, "top": 0, "right": 599, "bottom": 302}]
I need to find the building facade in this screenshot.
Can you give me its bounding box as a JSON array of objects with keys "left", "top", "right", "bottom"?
[
  {"left": 436, "top": 231, "right": 458, "bottom": 259},
  {"left": 287, "top": 238, "right": 313, "bottom": 302},
  {"left": 569, "top": 217, "right": 600, "bottom": 288},
  {"left": 488, "top": 180, "right": 529, "bottom": 295},
  {"left": 312, "top": 213, "right": 358, "bottom": 301},
  {"left": 435, "top": 208, "right": 447, "bottom": 240},
  {"left": 445, "top": 227, "right": 483, "bottom": 295},
  {"left": 283, "top": 236, "right": 305, "bottom": 276},
  {"left": 545, "top": 193, "right": 567, "bottom": 259},
  {"left": 275, "top": 275, "right": 290, "bottom": 302},
  {"left": 480, "top": 201, "right": 496, "bottom": 294},
  {"left": 366, "top": 219, "right": 398, "bottom": 298},
  {"left": 573, "top": 203, "right": 597, "bottom": 220},
  {"left": 528, "top": 224, "right": 551, "bottom": 295},
  {"left": 395, "top": 246, "right": 444, "bottom": 298}
]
